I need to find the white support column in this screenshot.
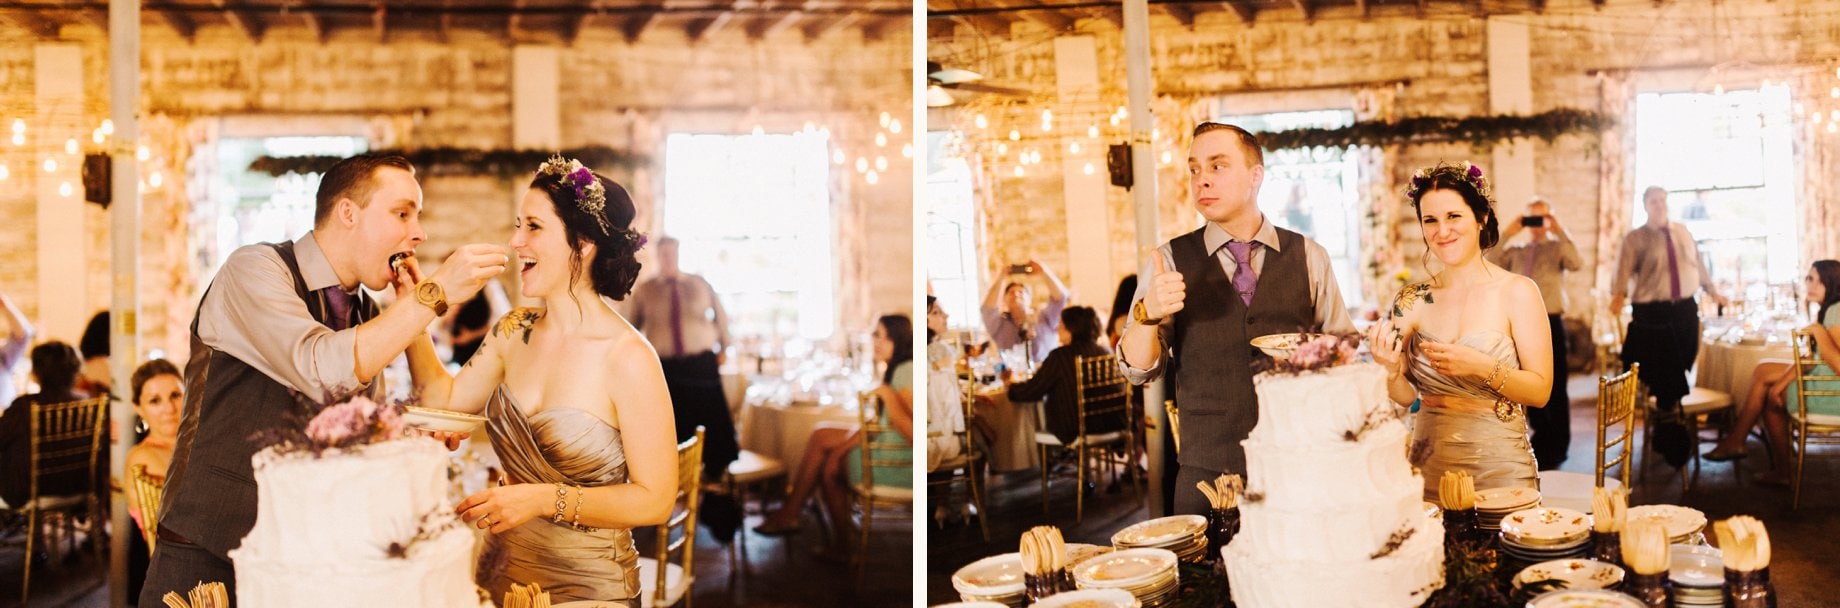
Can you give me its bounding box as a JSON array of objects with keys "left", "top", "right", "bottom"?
[
  {"left": 107, "top": 1, "right": 142, "bottom": 604},
  {"left": 512, "top": 46, "right": 561, "bottom": 150},
  {"left": 35, "top": 44, "right": 85, "bottom": 343},
  {"left": 1487, "top": 18, "right": 1535, "bottom": 214},
  {"left": 1122, "top": 0, "right": 1165, "bottom": 516},
  {"left": 1055, "top": 35, "right": 1107, "bottom": 305}
]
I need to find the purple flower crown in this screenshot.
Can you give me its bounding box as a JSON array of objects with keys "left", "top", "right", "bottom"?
[
  {"left": 1404, "top": 161, "right": 1491, "bottom": 202},
  {"left": 537, "top": 154, "right": 647, "bottom": 251}
]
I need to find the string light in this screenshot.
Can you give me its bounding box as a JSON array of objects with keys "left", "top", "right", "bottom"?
[
  {"left": 833, "top": 149, "right": 846, "bottom": 165},
  {"left": 889, "top": 118, "right": 902, "bottom": 134},
  {"left": 752, "top": 125, "right": 765, "bottom": 135},
  {"left": 1013, "top": 166, "right": 1024, "bottom": 177},
  {"left": 1088, "top": 125, "right": 1099, "bottom": 138},
  {"left": 997, "top": 143, "right": 1008, "bottom": 156},
  {"left": 1069, "top": 142, "right": 1081, "bottom": 154},
  {"left": 875, "top": 132, "right": 887, "bottom": 147},
  {"left": 817, "top": 126, "right": 830, "bottom": 138},
  {"left": 91, "top": 130, "right": 104, "bottom": 144},
  {"left": 0, "top": 164, "right": 8, "bottom": 180},
  {"left": 42, "top": 158, "right": 55, "bottom": 172},
  {"left": 975, "top": 114, "right": 988, "bottom": 129},
  {"left": 1083, "top": 163, "right": 1095, "bottom": 175},
  {"left": 9, "top": 133, "right": 21, "bottom": 146},
  {"left": 149, "top": 171, "right": 163, "bottom": 188},
  {"left": 99, "top": 119, "right": 112, "bottom": 135},
  {"left": 64, "top": 138, "right": 77, "bottom": 155},
  {"left": 58, "top": 181, "right": 72, "bottom": 197},
  {"left": 879, "top": 112, "right": 891, "bottom": 128},
  {"left": 865, "top": 170, "right": 879, "bottom": 185},
  {"left": 1009, "top": 130, "right": 1020, "bottom": 141},
  {"left": 901, "top": 143, "right": 913, "bottom": 158},
  {"left": 855, "top": 157, "right": 868, "bottom": 173},
  {"left": 874, "top": 156, "right": 887, "bottom": 172},
  {"left": 10, "top": 119, "right": 23, "bottom": 134},
  {"left": 1160, "top": 151, "right": 1172, "bottom": 165}
]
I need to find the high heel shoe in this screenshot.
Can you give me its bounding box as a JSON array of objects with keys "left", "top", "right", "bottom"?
[
  {"left": 752, "top": 519, "right": 803, "bottom": 537},
  {"left": 1702, "top": 446, "right": 1748, "bottom": 462}
]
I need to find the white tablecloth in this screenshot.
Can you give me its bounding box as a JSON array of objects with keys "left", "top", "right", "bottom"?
[
  {"left": 973, "top": 388, "right": 1040, "bottom": 473},
  {"left": 739, "top": 400, "right": 857, "bottom": 464},
  {"left": 1696, "top": 340, "right": 1792, "bottom": 399}
]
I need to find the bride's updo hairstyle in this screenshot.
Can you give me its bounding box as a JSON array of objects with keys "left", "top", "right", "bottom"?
[
  {"left": 1405, "top": 161, "right": 1501, "bottom": 250},
  {"left": 531, "top": 155, "right": 646, "bottom": 301}
]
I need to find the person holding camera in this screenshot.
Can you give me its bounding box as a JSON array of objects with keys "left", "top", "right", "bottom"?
[
  {"left": 980, "top": 259, "right": 1069, "bottom": 367},
  {"left": 1486, "top": 196, "right": 1582, "bottom": 470}
]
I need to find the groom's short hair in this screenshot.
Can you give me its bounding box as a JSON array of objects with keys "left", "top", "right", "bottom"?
[
  {"left": 1192, "top": 122, "right": 1264, "bottom": 168},
  {"left": 314, "top": 154, "right": 415, "bottom": 227}
]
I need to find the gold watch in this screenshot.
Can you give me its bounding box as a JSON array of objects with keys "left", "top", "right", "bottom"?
[
  {"left": 1132, "top": 300, "right": 1163, "bottom": 326},
  {"left": 414, "top": 279, "right": 449, "bottom": 316}
]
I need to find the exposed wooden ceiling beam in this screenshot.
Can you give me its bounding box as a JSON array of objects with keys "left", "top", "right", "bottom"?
[
  {"left": 1159, "top": 3, "right": 1196, "bottom": 28},
  {"left": 564, "top": 12, "right": 588, "bottom": 45},
  {"left": 156, "top": 9, "right": 195, "bottom": 40},
  {"left": 861, "top": 16, "right": 908, "bottom": 42},
  {"left": 371, "top": 1, "right": 388, "bottom": 44},
  {"left": 506, "top": 0, "right": 524, "bottom": 42},
  {"left": 748, "top": 10, "right": 801, "bottom": 39},
  {"left": 0, "top": 10, "right": 57, "bottom": 37},
  {"left": 622, "top": 2, "right": 664, "bottom": 42},
  {"left": 801, "top": 11, "right": 857, "bottom": 39},
  {"left": 1010, "top": 0, "right": 1071, "bottom": 31},
  {"left": 214, "top": 0, "right": 265, "bottom": 41},
  {"left": 685, "top": 9, "right": 732, "bottom": 42},
  {"left": 1221, "top": 0, "right": 1255, "bottom": 24},
  {"left": 1290, "top": 0, "right": 1314, "bottom": 22},
  {"left": 301, "top": 12, "right": 326, "bottom": 43},
  {"left": 1356, "top": 0, "right": 1369, "bottom": 19}
]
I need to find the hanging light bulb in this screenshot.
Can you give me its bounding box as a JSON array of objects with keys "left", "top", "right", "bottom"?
[
  {"left": 64, "top": 138, "right": 77, "bottom": 155},
  {"left": 889, "top": 118, "right": 902, "bottom": 134},
  {"left": 1109, "top": 114, "right": 1121, "bottom": 127},
  {"left": 997, "top": 143, "right": 1008, "bottom": 156},
  {"left": 833, "top": 149, "right": 846, "bottom": 165},
  {"left": 91, "top": 129, "right": 104, "bottom": 145},
  {"left": 137, "top": 145, "right": 151, "bottom": 161},
  {"left": 10, "top": 119, "right": 23, "bottom": 134},
  {"left": 752, "top": 125, "right": 765, "bottom": 135},
  {"left": 1160, "top": 150, "right": 1172, "bottom": 165},
  {"left": 1083, "top": 162, "right": 1095, "bottom": 175},
  {"left": 100, "top": 119, "right": 113, "bottom": 135},
  {"left": 1830, "top": 86, "right": 1838, "bottom": 99},
  {"left": 880, "top": 112, "right": 892, "bottom": 128},
  {"left": 1041, "top": 109, "right": 1053, "bottom": 123},
  {"left": 150, "top": 171, "right": 164, "bottom": 188},
  {"left": 58, "top": 181, "right": 72, "bottom": 197},
  {"left": 43, "top": 158, "right": 56, "bottom": 172},
  {"left": 865, "top": 170, "right": 879, "bottom": 185},
  {"left": 1009, "top": 129, "right": 1020, "bottom": 141},
  {"left": 874, "top": 156, "right": 888, "bottom": 172},
  {"left": 1713, "top": 83, "right": 1724, "bottom": 96},
  {"left": 975, "top": 114, "right": 988, "bottom": 129},
  {"left": 875, "top": 132, "right": 887, "bottom": 147},
  {"left": 9, "top": 133, "right": 21, "bottom": 146},
  {"left": 1070, "top": 142, "right": 1081, "bottom": 154},
  {"left": 855, "top": 157, "right": 869, "bottom": 173},
  {"left": 1013, "top": 166, "right": 1024, "bottom": 177},
  {"left": 0, "top": 163, "right": 8, "bottom": 180},
  {"left": 1152, "top": 128, "right": 1160, "bottom": 140},
  {"left": 901, "top": 143, "right": 913, "bottom": 158},
  {"left": 1088, "top": 125, "right": 1099, "bottom": 138},
  {"left": 1829, "top": 121, "right": 1837, "bottom": 134}
]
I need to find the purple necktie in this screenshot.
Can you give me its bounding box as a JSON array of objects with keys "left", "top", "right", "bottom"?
[
  {"left": 1661, "top": 225, "right": 1682, "bottom": 301},
  {"left": 324, "top": 287, "right": 356, "bottom": 331},
  {"left": 1225, "top": 240, "right": 1260, "bottom": 306},
  {"left": 1523, "top": 243, "right": 1536, "bottom": 277}
]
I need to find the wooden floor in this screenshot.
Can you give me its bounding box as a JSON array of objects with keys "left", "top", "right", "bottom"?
[
  {"left": 0, "top": 499, "right": 913, "bottom": 607},
  {"left": 926, "top": 373, "right": 1840, "bottom": 606}
]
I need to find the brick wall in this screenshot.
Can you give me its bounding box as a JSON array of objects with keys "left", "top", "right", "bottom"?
[{"left": 0, "top": 19, "right": 912, "bottom": 359}]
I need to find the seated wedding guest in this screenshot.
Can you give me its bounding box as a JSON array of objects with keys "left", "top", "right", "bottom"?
[
  {"left": 1106, "top": 274, "right": 1139, "bottom": 347},
  {"left": 1702, "top": 260, "right": 1840, "bottom": 485},
  {"left": 77, "top": 311, "right": 112, "bottom": 398},
  {"left": 981, "top": 259, "right": 1070, "bottom": 367},
  {"left": 0, "top": 341, "right": 92, "bottom": 510},
  {"left": 446, "top": 278, "right": 506, "bottom": 366},
  {"left": 927, "top": 297, "right": 964, "bottom": 470},
  {"left": 124, "top": 358, "right": 183, "bottom": 603},
  {"left": 755, "top": 314, "right": 913, "bottom": 562},
  {"left": 0, "top": 286, "right": 31, "bottom": 409},
  {"left": 1006, "top": 306, "right": 1124, "bottom": 449}
]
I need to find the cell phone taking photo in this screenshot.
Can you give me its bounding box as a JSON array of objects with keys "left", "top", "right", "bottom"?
[
  {"left": 1521, "top": 216, "right": 1545, "bottom": 227},
  {"left": 1007, "top": 263, "right": 1033, "bottom": 274}
]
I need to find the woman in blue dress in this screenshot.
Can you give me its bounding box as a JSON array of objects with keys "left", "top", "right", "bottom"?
[{"left": 1703, "top": 260, "right": 1840, "bottom": 486}]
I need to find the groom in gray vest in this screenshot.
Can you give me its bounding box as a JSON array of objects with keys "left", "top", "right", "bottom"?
[
  {"left": 1119, "top": 123, "right": 1355, "bottom": 517},
  {"left": 142, "top": 154, "right": 510, "bottom": 605}
]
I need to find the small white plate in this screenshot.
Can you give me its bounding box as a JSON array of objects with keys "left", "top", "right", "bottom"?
[
  {"left": 402, "top": 406, "right": 487, "bottom": 433},
  {"left": 1525, "top": 588, "right": 1646, "bottom": 608},
  {"left": 1110, "top": 515, "right": 1205, "bottom": 547},
  {"left": 1627, "top": 505, "right": 1707, "bottom": 541},
  {"left": 1513, "top": 559, "right": 1626, "bottom": 591},
  {"left": 1250, "top": 333, "right": 1315, "bottom": 359},
  {"left": 1030, "top": 588, "right": 1140, "bottom": 608},
  {"left": 1499, "top": 507, "right": 1592, "bottom": 542},
  {"left": 1668, "top": 544, "right": 1723, "bottom": 588},
  {"left": 952, "top": 553, "right": 1025, "bottom": 596},
  {"left": 932, "top": 603, "right": 1009, "bottom": 608},
  {"left": 1071, "top": 548, "right": 1178, "bottom": 588},
  {"left": 1476, "top": 486, "right": 1541, "bottom": 511}
]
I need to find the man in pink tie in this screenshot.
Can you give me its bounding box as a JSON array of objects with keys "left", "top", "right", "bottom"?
[
  {"left": 1610, "top": 186, "right": 1729, "bottom": 467},
  {"left": 1116, "top": 122, "right": 1355, "bottom": 517},
  {"left": 1488, "top": 197, "right": 1582, "bottom": 470},
  {"left": 628, "top": 236, "right": 738, "bottom": 482}
]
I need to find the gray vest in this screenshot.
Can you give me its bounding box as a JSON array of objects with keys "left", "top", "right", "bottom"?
[
  {"left": 1168, "top": 226, "right": 1314, "bottom": 474},
  {"left": 159, "top": 241, "right": 381, "bottom": 557}
]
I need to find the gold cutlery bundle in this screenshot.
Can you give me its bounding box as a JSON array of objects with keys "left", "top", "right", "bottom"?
[
  {"left": 1590, "top": 486, "right": 1628, "bottom": 533},
  {"left": 1020, "top": 525, "right": 1068, "bottom": 575},
  {"left": 502, "top": 582, "right": 553, "bottom": 608},
  {"left": 1620, "top": 518, "right": 1671, "bottom": 576},
  {"left": 1196, "top": 474, "right": 1244, "bottom": 510},
  {"left": 1713, "top": 516, "right": 1772, "bottom": 572},
  {"left": 161, "top": 582, "right": 229, "bottom": 608},
  {"left": 1438, "top": 471, "right": 1476, "bottom": 511}
]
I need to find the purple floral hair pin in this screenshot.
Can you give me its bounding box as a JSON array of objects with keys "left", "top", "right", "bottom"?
[
  {"left": 1403, "top": 160, "right": 1491, "bottom": 202},
  {"left": 537, "top": 154, "right": 612, "bottom": 235}
]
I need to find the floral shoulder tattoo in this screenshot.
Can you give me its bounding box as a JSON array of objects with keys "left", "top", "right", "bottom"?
[
  {"left": 493, "top": 307, "right": 542, "bottom": 344},
  {"left": 1390, "top": 282, "right": 1434, "bottom": 319}
]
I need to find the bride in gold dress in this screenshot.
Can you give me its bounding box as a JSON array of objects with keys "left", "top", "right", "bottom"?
[{"left": 401, "top": 156, "right": 675, "bottom": 606}]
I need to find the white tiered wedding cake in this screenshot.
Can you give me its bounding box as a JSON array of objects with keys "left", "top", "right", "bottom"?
[
  {"left": 1223, "top": 361, "right": 1445, "bottom": 607},
  {"left": 229, "top": 400, "right": 490, "bottom": 608}
]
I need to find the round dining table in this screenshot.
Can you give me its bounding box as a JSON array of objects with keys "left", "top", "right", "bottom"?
[{"left": 1695, "top": 339, "right": 1792, "bottom": 399}]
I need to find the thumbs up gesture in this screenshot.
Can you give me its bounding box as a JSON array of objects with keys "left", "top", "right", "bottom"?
[{"left": 1144, "top": 249, "right": 1186, "bottom": 322}]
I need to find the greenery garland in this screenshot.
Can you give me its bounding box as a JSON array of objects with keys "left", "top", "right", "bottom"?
[
  {"left": 248, "top": 145, "right": 645, "bottom": 178},
  {"left": 1257, "top": 109, "right": 1609, "bottom": 151}
]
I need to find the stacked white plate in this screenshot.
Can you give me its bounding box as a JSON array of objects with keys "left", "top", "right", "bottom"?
[
  {"left": 1070, "top": 548, "right": 1180, "bottom": 608},
  {"left": 1110, "top": 515, "right": 1208, "bottom": 563},
  {"left": 1524, "top": 589, "right": 1646, "bottom": 608},
  {"left": 1498, "top": 507, "right": 1592, "bottom": 562},
  {"left": 1030, "top": 588, "right": 1141, "bottom": 608},
  {"left": 1511, "top": 558, "right": 1626, "bottom": 591},
  {"left": 1668, "top": 544, "right": 1724, "bottom": 607},
  {"left": 1475, "top": 486, "right": 1541, "bottom": 531},
  {"left": 934, "top": 603, "right": 1010, "bottom": 608},
  {"left": 952, "top": 553, "right": 1027, "bottom": 607},
  {"left": 1627, "top": 505, "right": 1708, "bottom": 545}
]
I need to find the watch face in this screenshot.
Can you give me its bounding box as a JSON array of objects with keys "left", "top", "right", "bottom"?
[{"left": 417, "top": 281, "right": 441, "bottom": 302}]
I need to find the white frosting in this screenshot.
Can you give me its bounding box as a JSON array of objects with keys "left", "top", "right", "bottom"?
[
  {"left": 231, "top": 438, "right": 489, "bottom": 608},
  {"left": 1225, "top": 362, "right": 1445, "bottom": 607}
]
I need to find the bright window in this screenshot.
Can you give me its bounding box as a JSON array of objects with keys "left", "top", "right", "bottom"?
[
  {"left": 1634, "top": 85, "right": 1797, "bottom": 292},
  {"left": 663, "top": 132, "right": 835, "bottom": 340},
  {"left": 1225, "top": 110, "right": 1365, "bottom": 305},
  {"left": 926, "top": 131, "right": 980, "bottom": 330},
  {"left": 201, "top": 136, "right": 368, "bottom": 274}
]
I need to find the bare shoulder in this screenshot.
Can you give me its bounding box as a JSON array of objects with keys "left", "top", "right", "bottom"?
[
  {"left": 1497, "top": 272, "right": 1543, "bottom": 301},
  {"left": 491, "top": 307, "right": 543, "bottom": 345}
]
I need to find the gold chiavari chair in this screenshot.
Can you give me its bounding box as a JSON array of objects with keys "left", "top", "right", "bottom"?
[
  {"left": 853, "top": 391, "right": 914, "bottom": 586},
  {"left": 1, "top": 396, "right": 107, "bottom": 604},
  {"left": 638, "top": 427, "right": 704, "bottom": 608},
  {"left": 129, "top": 463, "right": 165, "bottom": 554},
  {"left": 1034, "top": 354, "right": 1132, "bottom": 524},
  {"left": 1596, "top": 364, "right": 1640, "bottom": 490},
  {"left": 1788, "top": 329, "right": 1840, "bottom": 509},
  {"left": 1165, "top": 400, "right": 1180, "bottom": 455},
  {"left": 928, "top": 376, "right": 989, "bottom": 541}
]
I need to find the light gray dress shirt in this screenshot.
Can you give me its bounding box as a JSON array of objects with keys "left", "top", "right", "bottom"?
[
  {"left": 1612, "top": 222, "right": 1717, "bottom": 304},
  {"left": 195, "top": 232, "right": 375, "bottom": 403},
  {"left": 1486, "top": 235, "right": 1582, "bottom": 314},
  {"left": 628, "top": 273, "right": 731, "bottom": 360},
  {"left": 1120, "top": 217, "right": 1356, "bottom": 384}
]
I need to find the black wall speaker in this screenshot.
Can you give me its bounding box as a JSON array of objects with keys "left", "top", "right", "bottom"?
[
  {"left": 1106, "top": 144, "right": 1132, "bottom": 189},
  {"left": 82, "top": 154, "right": 110, "bottom": 208}
]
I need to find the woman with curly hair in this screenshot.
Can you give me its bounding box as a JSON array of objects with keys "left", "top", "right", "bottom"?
[
  {"left": 406, "top": 156, "right": 673, "bottom": 605},
  {"left": 1365, "top": 163, "right": 1554, "bottom": 500}
]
